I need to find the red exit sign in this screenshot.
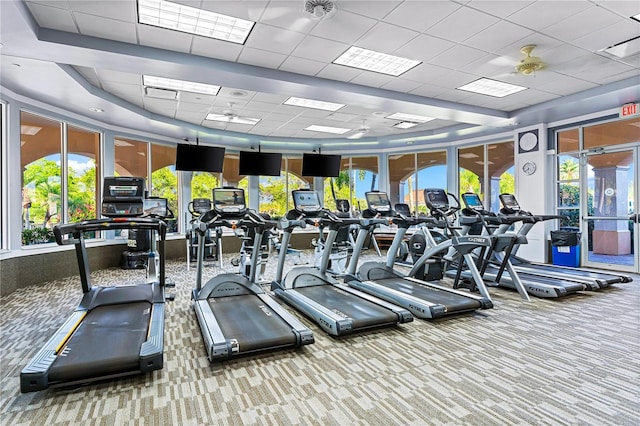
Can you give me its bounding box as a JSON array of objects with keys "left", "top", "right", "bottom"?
[{"left": 620, "top": 103, "right": 639, "bottom": 117}]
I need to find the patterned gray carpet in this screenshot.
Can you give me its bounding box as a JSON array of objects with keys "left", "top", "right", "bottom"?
[{"left": 1, "top": 250, "right": 639, "bottom": 426}]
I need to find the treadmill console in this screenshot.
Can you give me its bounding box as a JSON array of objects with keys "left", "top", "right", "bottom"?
[
  {"left": 365, "top": 191, "right": 392, "bottom": 216},
  {"left": 191, "top": 198, "right": 212, "bottom": 215},
  {"left": 499, "top": 193, "right": 521, "bottom": 213},
  {"left": 212, "top": 188, "right": 247, "bottom": 216},
  {"left": 461, "top": 193, "right": 484, "bottom": 211},
  {"left": 102, "top": 176, "right": 145, "bottom": 217},
  {"left": 292, "top": 190, "right": 322, "bottom": 215},
  {"left": 424, "top": 188, "right": 449, "bottom": 211}
]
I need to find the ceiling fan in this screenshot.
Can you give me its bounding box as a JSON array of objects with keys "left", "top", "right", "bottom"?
[
  {"left": 347, "top": 120, "right": 371, "bottom": 139},
  {"left": 515, "top": 45, "right": 547, "bottom": 75},
  {"left": 206, "top": 102, "right": 260, "bottom": 126}
]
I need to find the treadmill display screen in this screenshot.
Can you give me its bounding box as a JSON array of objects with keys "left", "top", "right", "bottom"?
[
  {"left": 293, "top": 190, "right": 321, "bottom": 213},
  {"left": 424, "top": 188, "right": 449, "bottom": 210},
  {"left": 462, "top": 193, "right": 483, "bottom": 210},
  {"left": 500, "top": 194, "right": 520, "bottom": 211},
  {"left": 213, "top": 188, "right": 246, "bottom": 214},
  {"left": 143, "top": 198, "right": 168, "bottom": 217},
  {"left": 365, "top": 192, "right": 391, "bottom": 213}
]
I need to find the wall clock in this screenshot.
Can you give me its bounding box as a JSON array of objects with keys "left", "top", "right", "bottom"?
[{"left": 522, "top": 161, "right": 537, "bottom": 175}]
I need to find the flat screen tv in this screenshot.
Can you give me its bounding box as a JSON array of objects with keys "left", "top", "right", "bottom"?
[
  {"left": 175, "top": 144, "right": 225, "bottom": 172},
  {"left": 301, "top": 153, "right": 341, "bottom": 177},
  {"left": 238, "top": 151, "right": 282, "bottom": 176}
]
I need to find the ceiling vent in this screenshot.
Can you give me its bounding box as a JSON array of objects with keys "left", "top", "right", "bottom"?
[{"left": 304, "top": 0, "right": 335, "bottom": 18}]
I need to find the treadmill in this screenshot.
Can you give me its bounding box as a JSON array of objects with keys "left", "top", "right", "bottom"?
[
  {"left": 499, "top": 193, "right": 632, "bottom": 287},
  {"left": 192, "top": 188, "right": 314, "bottom": 361},
  {"left": 271, "top": 189, "right": 413, "bottom": 336},
  {"left": 21, "top": 177, "right": 169, "bottom": 392},
  {"left": 345, "top": 190, "right": 493, "bottom": 319},
  {"left": 456, "top": 192, "right": 587, "bottom": 298}
]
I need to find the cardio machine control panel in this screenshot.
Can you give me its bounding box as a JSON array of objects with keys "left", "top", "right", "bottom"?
[
  {"left": 191, "top": 198, "right": 212, "bottom": 215},
  {"left": 143, "top": 197, "right": 171, "bottom": 218},
  {"left": 461, "top": 193, "right": 485, "bottom": 212},
  {"left": 212, "top": 188, "right": 247, "bottom": 217},
  {"left": 499, "top": 193, "right": 521, "bottom": 214},
  {"left": 365, "top": 191, "right": 393, "bottom": 217},
  {"left": 424, "top": 188, "right": 450, "bottom": 212},
  {"left": 102, "top": 176, "right": 145, "bottom": 217},
  {"left": 292, "top": 189, "right": 322, "bottom": 216}
]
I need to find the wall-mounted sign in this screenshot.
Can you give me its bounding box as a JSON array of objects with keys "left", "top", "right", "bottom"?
[
  {"left": 518, "top": 129, "right": 539, "bottom": 153},
  {"left": 620, "top": 103, "right": 639, "bottom": 118}
]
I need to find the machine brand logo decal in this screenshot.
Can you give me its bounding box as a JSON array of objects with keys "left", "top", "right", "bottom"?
[{"left": 408, "top": 304, "right": 426, "bottom": 314}]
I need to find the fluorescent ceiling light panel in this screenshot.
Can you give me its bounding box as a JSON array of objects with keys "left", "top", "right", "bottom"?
[
  {"left": 393, "top": 121, "right": 418, "bottom": 129},
  {"left": 631, "top": 13, "right": 640, "bottom": 23},
  {"left": 143, "top": 75, "right": 220, "bottom": 96},
  {"left": 137, "top": 0, "right": 254, "bottom": 44},
  {"left": 386, "top": 112, "right": 434, "bottom": 123},
  {"left": 602, "top": 35, "right": 640, "bottom": 59},
  {"left": 459, "top": 152, "right": 479, "bottom": 159},
  {"left": 333, "top": 46, "right": 421, "bottom": 76},
  {"left": 20, "top": 125, "right": 42, "bottom": 135},
  {"left": 304, "top": 125, "right": 351, "bottom": 134},
  {"left": 205, "top": 114, "right": 260, "bottom": 125},
  {"left": 284, "top": 97, "right": 345, "bottom": 112},
  {"left": 457, "top": 78, "right": 527, "bottom": 98}
]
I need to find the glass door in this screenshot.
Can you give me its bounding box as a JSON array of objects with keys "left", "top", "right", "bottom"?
[{"left": 582, "top": 148, "right": 637, "bottom": 272}]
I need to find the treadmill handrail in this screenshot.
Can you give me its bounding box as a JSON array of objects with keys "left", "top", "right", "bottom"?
[{"left": 54, "top": 217, "right": 167, "bottom": 245}]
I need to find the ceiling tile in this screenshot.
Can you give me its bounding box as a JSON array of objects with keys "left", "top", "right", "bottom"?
[
  {"left": 190, "top": 36, "right": 243, "bottom": 62},
  {"left": 245, "top": 24, "right": 306, "bottom": 55},
  {"left": 466, "top": 0, "right": 534, "bottom": 19},
  {"left": 198, "top": 0, "right": 269, "bottom": 22},
  {"left": 251, "top": 93, "right": 290, "bottom": 104},
  {"left": 73, "top": 65, "right": 100, "bottom": 87},
  {"left": 572, "top": 20, "right": 640, "bottom": 52},
  {"left": 325, "top": 112, "right": 358, "bottom": 122},
  {"left": 24, "top": 2, "right": 78, "bottom": 33},
  {"left": 178, "top": 92, "right": 217, "bottom": 105},
  {"left": 258, "top": 1, "right": 321, "bottom": 32},
  {"left": 316, "top": 63, "right": 363, "bottom": 82},
  {"left": 217, "top": 87, "right": 257, "bottom": 99},
  {"left": 175, "top": 110, "right": 206, "bottom": 123},
  {"left": 68, "top": 0, "right": 136, "bottom": 22},
  {"left": 383, "top": 1, "right": 461, "bottom": 32},
  {"left": 279, "top": 56, "right": 326, "bottom": 76},
  {"left": 507, "top": 1, "right": 594, "bottom": 31},
  {"left": 429, "top": 69, "right": 479, "bottom": 89},
  {"left": 310, "top": 10, "right": 377, "bottom": 44},
  {"left": 355, "top": 22, "right": 420, "bottom": 52},
  {"left": 291, "top": 36, "right": 350, "bottom": 63},
  {"left": 143, "top": 97, "right": 178, "bottom": 115},
  {"left": 463, "top": 20, "right": 534, "bottom": 53},
  {"left": 400, "top": 63, "right": 452, "bottom": 84},
  {"left": 381, "top": 78, "right": 425, "bottom": 93},
  {"left": 408, "top": 84, "right": 448, "bottom": 98},
  {"left": 430, "top": 45, "right": 489, "bottom": 70},
  {"left": 176, "top": 100, "right": 212, "bottom": 112},
  {"left": 394, "top": 34, "right": 456, "bottom": 62},
  {"left": 349, "top": 71, "right": 395, "bottom": 88},
  {"left": 541, "top": 6, "right": 621, "bottom": 41},
  {"left": 427, "top": 7, "right": 500, "bottom": 44},
  {"left": 137, "top": 24, "right": 193, "bottom": 53},
  {"left": 237, "top": 47, "right": 287, "bottom": 68},
  {"left": 597, "top": 0, "right": 640, "bottom": 17},
  {"left": 74, "top": 12, "right": 137, "bottom": 44},
  {"left": 338, "top": 1, "right": 403, "bottom": 19}
]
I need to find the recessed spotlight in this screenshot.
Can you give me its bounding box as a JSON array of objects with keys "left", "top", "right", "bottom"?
[
  {"left": 231, "top": 90, "right": 248, "bottom": 97},
  {"left": 88, "top": 107, "right": 104, "bottom": 113},
  {"left": 372, "top": 111, "right": 387, "bottom": 117},
  {"left": 12, "top": 63, "right": 21, "bottom": 67}
]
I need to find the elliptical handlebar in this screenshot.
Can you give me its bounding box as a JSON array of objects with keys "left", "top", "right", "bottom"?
[{"left": 54, "top": 217, "right": 167, "bottom": 245}]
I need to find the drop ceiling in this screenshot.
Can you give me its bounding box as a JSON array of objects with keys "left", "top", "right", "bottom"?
[{"left": 0, "top": 0, "right": 639, "bottom": 151}]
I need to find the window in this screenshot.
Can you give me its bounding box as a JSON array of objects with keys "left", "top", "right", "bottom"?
[
  {"left": 324, "top": 156, "right": 378, "bottom": 214},
  {"left": 487, "top": 142, "right": 514, "bottom": 211},
  {"left": 557, "top": 129, "right": 581, "bottom": 227},
  {"left": 151, "top": 144, "right": 178, "bottom": 232},
  {"left": 458, "top": 145, "right": 484, "bottom": 201},
  {"left": 191, "top": 172, "right": 220, "bottom": 200},
  {"left": 389, "top": 152, "right": 447, "bottom": 214},
  {"left": 0, "top": 102, "right": 5, "bottom": 249},
  {"left": 114, "top": 137, "right": 148, "bottom": 178},
  {"left": 257, "top": 156, "right": 308, "bottom": 217},
  {"left": 67, "top": 125, "right": 100, "bottom": 222},
  {"left": 21, "top": 112, "right": 62, "bottom": 245}
]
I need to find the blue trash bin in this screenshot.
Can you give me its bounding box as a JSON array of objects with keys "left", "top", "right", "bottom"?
[{"left": 550, "top": 229, "right": 581, "bottom": 267}]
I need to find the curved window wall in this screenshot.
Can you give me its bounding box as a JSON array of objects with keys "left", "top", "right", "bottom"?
[
  {"left": 324, "top": 156, "right": 378, "bottom": 214},
  {"left": 389, "top": 151, "right": 447, "bottom": 214}
]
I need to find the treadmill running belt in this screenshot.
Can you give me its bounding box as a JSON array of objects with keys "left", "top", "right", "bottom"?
[
  {"left": 48, "top": 302, "right": 151, "bottom": 383},
  {"left": 295, "top": 285, "right": 399, "bottom": 329},
  {"left": 209, "top": 295, "right": 297, "bottom": 353},
  {"left": 374, "top": 278, "right": 482, "bottom": 313}
]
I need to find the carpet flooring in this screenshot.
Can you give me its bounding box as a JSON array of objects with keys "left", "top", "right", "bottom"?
[{"left": 1, "top": 250, "right": 638, "bottom": 425}]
